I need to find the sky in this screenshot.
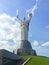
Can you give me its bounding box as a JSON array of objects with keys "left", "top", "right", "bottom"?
[{"left": 0, "top": 0, "right": 49, "bottom": 57}]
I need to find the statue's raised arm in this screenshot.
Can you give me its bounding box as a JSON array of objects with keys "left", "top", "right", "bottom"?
[{"left": 16, "top": 9, "right": 22, "bottom": 22}]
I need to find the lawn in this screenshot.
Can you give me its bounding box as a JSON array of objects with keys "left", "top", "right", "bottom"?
[{"left": 21, "top": 56, "right": 49, "bottom": 65}]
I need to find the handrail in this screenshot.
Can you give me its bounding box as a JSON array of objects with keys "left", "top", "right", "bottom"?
[{"left": 22, "top": 57, "right": 32, "bottom": 65}]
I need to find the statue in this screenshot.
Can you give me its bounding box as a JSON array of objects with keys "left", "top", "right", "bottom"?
[
  {"left": 16, "top": 12, "right": 32, "bottom": 40},
  {"left": 14, "top": 10, "right": 37, "bottom": 55}
]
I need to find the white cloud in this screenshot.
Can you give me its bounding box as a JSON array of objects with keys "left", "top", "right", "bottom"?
[
  {"left": 42, "top": 42, "right": 49, "bottom": 46},
  {"left": 33, "top": 46, "right": 49, "bottom": 57},
  {"left": 46, "top": 25, "right": 49, "bottom": 29},
  {"left": 36, "top": 0, "right": 39, "bottom": 2},
  {"left": 0, "top": 13, "right": 16, "bottom": 21},
  {"left": 32, "top": 40, "right": 39, "bottom": 47},
  {"left": 0, "top": 13, "right": 21, "bottom": 52},
  {"left": 0, "top": 40, "right": 11, "bottom": 51},
  {"left": 32, "top": 40, "right": 49, "bottom": 57}
]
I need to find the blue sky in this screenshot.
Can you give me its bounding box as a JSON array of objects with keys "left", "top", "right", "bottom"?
[{"left": 0, "top": 0, "right": 49, "bottom": 57}]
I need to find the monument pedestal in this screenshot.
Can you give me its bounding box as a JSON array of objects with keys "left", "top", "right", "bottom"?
[{"left": 17, "top": 40, "right": 37, "bottom": 55}]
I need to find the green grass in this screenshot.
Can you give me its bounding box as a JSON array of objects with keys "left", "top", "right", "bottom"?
[{"left": 21, "top": 55, "right": 49, "bottom": 65}]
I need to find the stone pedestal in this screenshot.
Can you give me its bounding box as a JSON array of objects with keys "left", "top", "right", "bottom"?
[{"left": 17, "top": 40, "right": 37, "bottom": 55}]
